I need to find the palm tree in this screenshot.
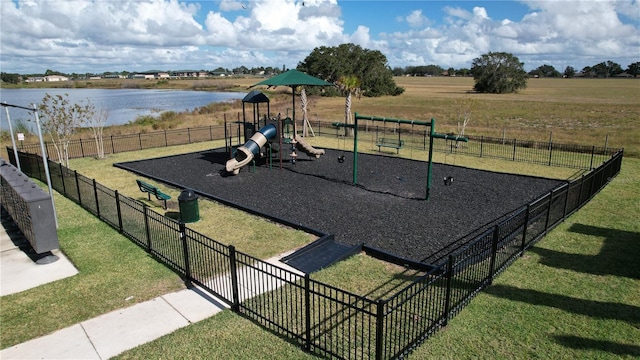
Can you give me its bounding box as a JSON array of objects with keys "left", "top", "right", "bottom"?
[{"left": 337, "top": 75, "right": 362, "bottom": 137}]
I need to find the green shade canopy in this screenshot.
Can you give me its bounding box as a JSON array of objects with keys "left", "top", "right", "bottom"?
[
  {"left": 251, "top": 69, "right": 333, "bottom": 88},
  {"left": 251, "top": 69, "right": 334, "bottom": 137}
]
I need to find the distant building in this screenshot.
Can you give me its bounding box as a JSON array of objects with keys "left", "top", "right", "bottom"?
[
  {"left": 103, "top": 74, "right": 127, "bottom": 79},
  {"left": 25, "top": 75, "right": 69, "bottom": 82},
  {"left": 130, "top": 73, "right": 156, "bottom": 79}
]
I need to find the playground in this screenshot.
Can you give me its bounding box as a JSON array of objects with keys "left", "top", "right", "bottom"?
[
  {"left": 116, "top": 142, "right": 563, "bottom": 266},
  {"left": 115, "top": 93, "right": 563, "bottom": 269}
]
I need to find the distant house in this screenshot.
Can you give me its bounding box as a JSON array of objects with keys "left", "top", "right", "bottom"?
[
  {"left": 171, "top": 70, "right": 209, "bottom": 78},
  {"left": 103, "top": 74, "right": 126, "bottom": 79},
  {"left": 130, "top": 73, "right": 156, "bottom": 79},
  {"left": 25, "top": 75, "right": 69, "bottom": 82},
  {"left": 44, "top": 75, "right": 69, "bottom": 81}
]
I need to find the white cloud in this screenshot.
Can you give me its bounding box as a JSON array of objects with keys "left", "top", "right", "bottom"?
[
  {"left": 390, "top": 1, "right": 639, "bottom": 70},
  {"left": 405, "top": 10, "right": 429, "bottom": 29},
  {"left": 0, "top": 0, "right": 637, "bottom": 73}
]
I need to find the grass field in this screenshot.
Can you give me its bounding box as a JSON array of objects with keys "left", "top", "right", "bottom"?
[
  {"left": 2, "top": 77, "right": 638, "bottom": 358},
  {"left": 4, "top": 76, "right": 639, "bottom": 157}
]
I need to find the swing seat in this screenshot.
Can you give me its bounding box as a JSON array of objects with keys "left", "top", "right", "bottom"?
[{"left": 376, "top": 138, "right": 405, "bottom": 153}]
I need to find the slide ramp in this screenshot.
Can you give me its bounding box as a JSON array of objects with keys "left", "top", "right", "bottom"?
[{"left": 295, "top": 135, "right": 325, "bottom": 158}]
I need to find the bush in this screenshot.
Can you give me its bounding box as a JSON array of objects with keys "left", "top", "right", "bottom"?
[{"left": 131, "top": 115, "right": 156, "bottom": 126}]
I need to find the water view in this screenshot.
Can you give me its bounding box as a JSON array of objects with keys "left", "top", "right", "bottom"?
[{"left": 0, "top": 88, "right": 245, "bottom": 131}]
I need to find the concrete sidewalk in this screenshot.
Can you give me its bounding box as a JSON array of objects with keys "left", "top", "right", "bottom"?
[
  {"left": 0, "top": 287, "right": 228, "bottom": 359},
  {"left": 0, "top": 216, "right": 228, "bottom": 359}
]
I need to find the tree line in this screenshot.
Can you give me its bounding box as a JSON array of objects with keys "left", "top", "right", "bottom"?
[{"left": 392, "top": 61, "right": 639, "bottom": 78}]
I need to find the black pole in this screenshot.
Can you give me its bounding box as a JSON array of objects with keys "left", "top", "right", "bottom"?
[
  {"left": 488, "top": 225, "right": 500, "bottom": 284},
  {"left": 304, "top": 274, "right": 311, "bottom": 351},
  {"left": 229, "top": 245, "right": 240, "bottom": 312},
  {"left": 93, "top": 178, "right": 100, "bottom": 218},
  {"left": 375, "top": 299, "right": 385, "bottom": 360},
  {"left": 74, "top": 170, "right": 82, "bottom": 205},
  {"left": 180, "top": 222, "right": 193, "bottom": 289},
  {"left": 143, "top": 205, "right": 151, "bottom": 252},
  {"left": 520, "top": 204, "right": 530, "bottom": 254},
  {"left": 115, "top": 190, "right": 123, "bottom": 232}
]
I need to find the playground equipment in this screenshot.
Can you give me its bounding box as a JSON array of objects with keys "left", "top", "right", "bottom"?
[
  {"left": 224, "top": 88, "right": 326, "bottom": 175},
  {"left": 225, "top": 123, "right": 277, "bottom": 174},
  {"left": 332, "top": 112, "right": 468, "bottom": 200},
  {"left": 224, "top": 117, "right": 325, "bottom": 175}
]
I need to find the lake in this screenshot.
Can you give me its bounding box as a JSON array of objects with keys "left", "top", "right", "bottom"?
[{"left": 0, "top": 88, "right": 246, "bottom": 131}]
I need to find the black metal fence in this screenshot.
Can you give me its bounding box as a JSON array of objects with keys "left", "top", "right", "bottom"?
[
  {"left": 7, "top": 142, "right": 623, "bottom": 359},
  {"left": 15, "top": 120, "right": 615, "bottom": 170}
]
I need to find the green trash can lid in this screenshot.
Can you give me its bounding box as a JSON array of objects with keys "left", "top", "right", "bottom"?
[{"left": 178, "top": 189, "right": 198, "bottom": 201}]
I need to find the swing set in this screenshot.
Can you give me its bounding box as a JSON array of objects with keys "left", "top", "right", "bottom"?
[{"left": 332, "top": 112, "right": 468, "bottom": 200}]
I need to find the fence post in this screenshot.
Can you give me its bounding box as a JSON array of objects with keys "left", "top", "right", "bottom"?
[
  {"left": 59, "top": 163, "right": 67, "bottom": 195},
  {"left": 375, "top": 299, "right": 385, "bottom": 360},
  {"left": 143, "top": 205, "right": 151, "bottom": 252},
  {"left": 543, "top": 190, "right": 553, "bottom": 234},
  {"left": 562, "top": 185, "right": 570, "bottom": 220},
  {"left": 443, "top": 255, "right": 454, "bottom": 326},
  {"left": 93, "top": 179, "right": 100, "bottom": 218},
  {"left": 111, "top": 135, "right": 115, "bottom": 155},
  {"left": 138, "top": 133, "right": 142, "bottom": 150},
  {"left": 480, "top": 136, "right": 484, "bottom": 158},
  {"left": 74, "top": 170, "right": 82, "bottom": 205},
  {"left": 589, "top": 145, "right": 595, "bottom": 169},
  {"left": 188, "top": 128, "right": 191, "bottom": 143},
  {"left": 548, "top": 142, "right": 553, "bottom": 166},
  {"left": 512, "top": 139, "right": 517, "bottom": 161},
  {"left": 115, "top": 190, "right": 123, "bottom": 232},
  {"left": 488, "top": 225, "right": 500, "bottom": 284},
  {"left": 520, "top": 204, "right": 531, "bottom": 254},
  {"left": 80, "top": 139, "right": 85, "bottom": 158},
  {"left": 228, "top": 245, "right": 240, "bottom": 312},
  {"left": 209, "top": 125, "right": 213, "bottom": 141},
  {"left": 304, "top": 274, "right": 311, "bottom": 351},
  {"left": 179, "top": 222, "right": 193, "bottom": 289}
]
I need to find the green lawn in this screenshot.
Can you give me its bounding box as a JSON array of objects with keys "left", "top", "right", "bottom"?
[{"left": 0, "top": 187, "right": 185, "bottom": 348}]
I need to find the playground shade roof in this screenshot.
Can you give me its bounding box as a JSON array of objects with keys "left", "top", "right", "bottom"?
[
  {"left": 242, "top": 90, "right": 270, "bottom": 104},
  {"left": 251, "top": 69, "right": 334, "bottom": 88}
]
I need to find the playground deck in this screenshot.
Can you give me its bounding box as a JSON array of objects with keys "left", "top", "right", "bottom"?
[{"left": 115, "top": 148, "right": 563, "bottom": 264}]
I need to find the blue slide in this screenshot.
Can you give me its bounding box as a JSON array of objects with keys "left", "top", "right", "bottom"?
[{"left": 225, "top": 124, "right": 277, "bottom": 174}]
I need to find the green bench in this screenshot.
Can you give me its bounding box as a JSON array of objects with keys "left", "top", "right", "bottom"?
[
  {"left": 376, "top": 138, "right": 405, "bottom": 154},
  {"left": 136, "top": 179, "right": 171, "bottom": 209}
]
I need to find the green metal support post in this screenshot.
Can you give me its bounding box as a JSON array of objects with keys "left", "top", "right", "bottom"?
[
  {"left": 353, "top": 115, "right": 359, "bottom": 184},
  {"left": 427, "top": 118, "right": 435, "bottom": 200}
]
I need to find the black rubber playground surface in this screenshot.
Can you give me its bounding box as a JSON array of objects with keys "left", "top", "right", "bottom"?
[{"left": 115, "top": 147, "right": 564, "bottom": 264}]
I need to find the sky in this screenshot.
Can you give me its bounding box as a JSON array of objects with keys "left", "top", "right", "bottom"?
[{"left": 0, "top": 0, "right": 638, "bottom": 74}]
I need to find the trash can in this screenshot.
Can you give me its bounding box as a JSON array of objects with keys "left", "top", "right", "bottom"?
[{"left": 178, "top": 189, "right": 199, "bottom": 223}]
